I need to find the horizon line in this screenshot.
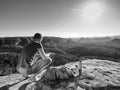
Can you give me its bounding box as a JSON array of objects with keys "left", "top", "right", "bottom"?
[{"left": 0, "top": 34, "right": 120, "bottom": 39}]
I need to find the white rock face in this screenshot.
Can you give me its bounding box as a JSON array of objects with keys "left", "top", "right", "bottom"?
[
  {"left": 78, "top": 59, "right": 120, "bottom": 88},
  {"left": 0, "top": 74, "right": 25, "bottom": 87},
  {"left": 0, "top": 59, "right": 120, "bottom": 90}
]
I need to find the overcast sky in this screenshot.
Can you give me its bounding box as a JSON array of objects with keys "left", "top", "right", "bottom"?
[{"left": 0, "top": 0, "right": 120, "bottom": 37}]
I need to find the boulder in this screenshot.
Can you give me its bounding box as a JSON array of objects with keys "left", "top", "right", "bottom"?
[
  {"left": 8, "top": 60, "right": 82, "bottom": 90},
  {"left": 0, "top": 59, "right": 120, "bottom": 90}
]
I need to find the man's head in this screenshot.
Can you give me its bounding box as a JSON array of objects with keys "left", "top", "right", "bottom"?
[{"left": 33, "top": 33, "right": 43, "bottom": 42}]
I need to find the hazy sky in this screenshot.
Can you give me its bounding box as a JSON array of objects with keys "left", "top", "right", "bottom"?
[{"left": 0, "top": 0, "right": 120, "bottom": 37}]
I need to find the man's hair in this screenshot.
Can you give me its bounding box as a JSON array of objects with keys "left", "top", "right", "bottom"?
[{"left": 33, "top": 33, "right": 42, "bottom": 40}]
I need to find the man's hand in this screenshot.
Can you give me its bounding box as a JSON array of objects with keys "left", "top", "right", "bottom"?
[
  {"left": 28, "top": 74, "right": 36, "bottom": 82},
  {"left": 46, "top": 52, "right": 54, "bottom": 57},
  {"left": 45, "top": 52, "right": 54, "bottom": 60}
]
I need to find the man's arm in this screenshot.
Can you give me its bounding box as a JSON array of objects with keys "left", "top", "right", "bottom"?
[{"left": 38, "top": 47, "right": 50, "bottom": 60}]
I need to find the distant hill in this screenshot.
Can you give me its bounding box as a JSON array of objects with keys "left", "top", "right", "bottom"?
[
  {"left": 108, "top": 35, "right": 120, "bottom": 39},
  {"left": 0, "top": 35, "right": 120, "bottom": 47},
  {"left": 68, "top": 37, "right": 111, "bottom": 44},
  {"left": 111, "top": 38, "right": 120, "bottom": 43},
  {"left": 104, "top": 38, "right": 120, "bottom": 48}
]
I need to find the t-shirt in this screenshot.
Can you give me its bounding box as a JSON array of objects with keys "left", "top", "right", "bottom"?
[{"left": 18, "top": 41, "right": 42, "bottom": 68}]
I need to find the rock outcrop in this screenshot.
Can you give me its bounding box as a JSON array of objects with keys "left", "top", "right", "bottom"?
[
  {"left": 79, "top": 59, "right": 120, "bottom": 90},
  {"left": 0, "top": 59, "right": 120, "bottom": 90},
  {"left": 0, "top": 60, "right": 82, "bottom": 90}
]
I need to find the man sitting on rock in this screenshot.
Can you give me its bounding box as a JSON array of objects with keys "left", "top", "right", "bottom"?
[{"left": 16, "top": 33, "right": 52, "bottom": 80}]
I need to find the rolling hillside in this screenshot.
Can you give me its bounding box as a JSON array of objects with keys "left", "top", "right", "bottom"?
[{"left": 0, "top": 35, "right": 120, "bottom": 75}]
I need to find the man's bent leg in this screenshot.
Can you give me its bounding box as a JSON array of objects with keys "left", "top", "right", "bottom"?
[
  {"left": 28, "top": 58, "right": 52, "bottom": 81},
  {"left": 30, "top": 58, "right": 52, "bottom": 74},
  {"left": 16, "top": 66, "right": 29, "bottom": 77}
]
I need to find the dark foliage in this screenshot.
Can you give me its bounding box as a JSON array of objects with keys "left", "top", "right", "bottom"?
[
  {"left": 0, "top": 46, "right": 22, "bottom": 53},
  {"left": 0, "top": 36, "right": 120, "bottom": 75},
  {"left": 0, "top": 38, "right": 19, "bottom": 46},
  {"left": 0, "top": 53, "right": 19, "bottom": 75},
  {"left": 17, "top": 37, "right": 30, "bottom": 47},
  {"left": 50, "top": 53, "right": 79, "bottom": 66},
  {"left": 65, "top": 46, "right": 120, "bottom": 61},
  {"left": 44, "top": 47, "right": 66, "bottom": 54}
]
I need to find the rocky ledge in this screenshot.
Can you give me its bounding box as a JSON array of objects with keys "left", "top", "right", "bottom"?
[{"left": 0, "top": 59, "right": 120, "bottom": 90}]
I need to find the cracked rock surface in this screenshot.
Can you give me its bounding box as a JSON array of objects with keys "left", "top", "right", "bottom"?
[{"left": 0, "top": 59, "right": 120, "bottom": 90}]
